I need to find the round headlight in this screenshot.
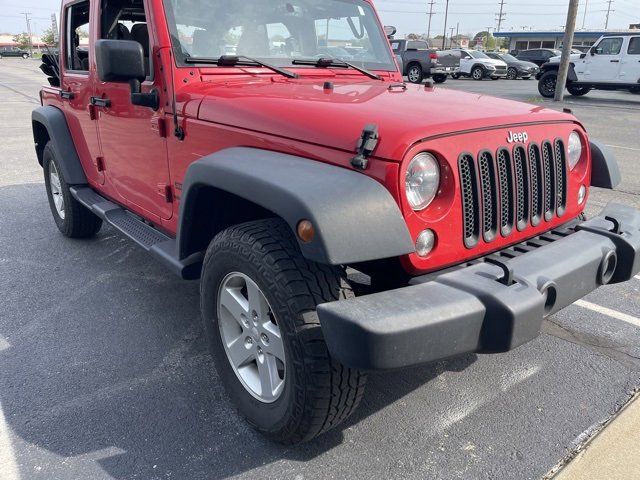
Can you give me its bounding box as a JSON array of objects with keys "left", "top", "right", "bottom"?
[
  {"left": 405, "top": 153, "right": 440, "bottom": 211},
  {"left": 568, "top": 131, "right": 582, "bottom": 170}
]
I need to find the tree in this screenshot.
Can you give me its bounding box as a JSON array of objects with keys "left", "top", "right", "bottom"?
[
  {"left": 41, "top": 26, "right": 58, "bottom": 47},
  {"left": 473, "top": 31, "right": 497, "bottom": 50},
  {"left": 12, "top": 32, "right": 31, "bottom": 50}
]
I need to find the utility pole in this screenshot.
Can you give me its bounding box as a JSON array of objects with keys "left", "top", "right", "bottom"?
[
  {"left": 581, "top": 0, "right": 588, "bottom": 30},
  {"left": 449, "top": 26, "right": 455, "bottom": 48},
  {"left": 427, "top": 0, "right": 436, "bottom": 40},
  {"left": 442, "top": 0, "right": 449, "bottom": 49},
  {"left": 486, "top": 26, "right": 492, "bottom": 50},
  {"left": 604, "top": 0, "right": 614, "bottom": 30},
  {"left": 21, "top": 12, "right": 34, "bottom": 57},
  {"left": 554, "top": 0, "right": 579, "bottom": 101},
  {"left": 496, "top": 0, "right": 506, "bottom": 35}
]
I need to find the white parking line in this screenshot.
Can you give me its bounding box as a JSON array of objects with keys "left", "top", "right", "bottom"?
[
  {"left": 575, "top": 300, "right": 640, "bottom": 328},
  {"left": 0, "top": 402, "right": 20, "bottom": 480},
  {"left": 635, "top": 275, "right": 640, "bottom": 281},
  {"left": 606, "top": 144, "right": 640, "bottom": 153}
]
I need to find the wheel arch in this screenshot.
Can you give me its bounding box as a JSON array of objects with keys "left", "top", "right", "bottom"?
[
  {"left": 32, "top": 106, "right": 87, "bottom": 185},
  {"left": 538, "top": 63, "right": 578, "bottom": 82},
  {"left": 177, "top": 147, "right": 415, "bottom": 266}
]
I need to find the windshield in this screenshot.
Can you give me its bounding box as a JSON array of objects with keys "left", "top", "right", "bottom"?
[
  {"left": 163, "top": 0, "right": 396, "bottom": 71},
  {"left": 470, "top": 50, "right": 489, "bottom": 59},
  {"left": 500, "top": 53, "right": 517, "bottom": 62}
]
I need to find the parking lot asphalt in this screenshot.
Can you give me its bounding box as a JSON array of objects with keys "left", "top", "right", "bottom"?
[{"left": 1, "top": 60, "right": 639, "bottom": 480}]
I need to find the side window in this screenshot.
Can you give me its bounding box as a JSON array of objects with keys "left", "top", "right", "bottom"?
[
  {"left": 100, "top": 0, "right": 151, "bottom": 77},
  {"left": 64, "top": 0, "right": 90, "bottom": 72},
  {"left": 407, "top": 41, "right": 428, "bottom": 50},
  {"left": 461, "top": 51, "right": 471, "bottom": 59},
  {"left": 628, "top": 37, "right": 640, "bottom": 55},
  {"left": 594, "top": 37, "right": 623, "bottom": 55}
]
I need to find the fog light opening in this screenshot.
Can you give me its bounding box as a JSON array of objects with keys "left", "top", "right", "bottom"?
[
  {"left": 598, "top": 251, "right": 617, "bottom": 285},
  {"left": 416, "top": 229, "right": 436, "bottom": 257},
  {"left": 541, "top": 282, "right": 558, "bottom": 316}
]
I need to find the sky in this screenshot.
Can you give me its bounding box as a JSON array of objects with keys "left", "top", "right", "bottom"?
[{"left": 0, "top": 0, "right": 636, "bottom": 37}]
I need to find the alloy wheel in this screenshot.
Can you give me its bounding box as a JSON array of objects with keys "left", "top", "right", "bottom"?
[
  {"left": 217, "top": 272, "right": 286, "bottom": 403},
  {"left": 49, "top": 161, "right": 65, "bottom": 219}
]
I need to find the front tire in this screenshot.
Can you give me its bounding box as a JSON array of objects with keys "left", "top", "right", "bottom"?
[
  {"left": 406, "top": 63, "right": 424, "bottom": 84},
  {"left": 200, "top": 218, "right": 366, "bottom": 444},
  {"left": 22, "top": 53, "right": 29, "bottom": 59},
  {"left": 471, "top": 66, "right": 484, "bottom": 80},
  {"left": 538, "top": 71, "right": 557, "bottom": 98},
  {"left": 43, "top": 142, "right": 102, "bottom": 238},
  {"left": 433, "top": 73, "right": 447, "bottom": 84},
  {"left": 507, "top": 67, "right": 518, "bottom": 80},
  {"left": 567, "top": 84, "right": 591, "bottom": 97}
]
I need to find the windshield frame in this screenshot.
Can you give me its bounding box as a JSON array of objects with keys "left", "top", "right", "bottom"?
[
  {"left": 162, "top": 0, "right": 398, "bottom": 72},
  {"left": 469, "top": 50, "right": 489, "bottom": 59}
]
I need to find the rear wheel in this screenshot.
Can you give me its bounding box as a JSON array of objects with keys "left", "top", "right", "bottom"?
[
  {"left": 567, "top": 83, "right": 591, "bottom": 97},
  {"left": 22, "top": 53, "right": 29, "bottom": 59},
  {"left": 538, "top": 71, "right": 557, "bottom": 98},
  {"left": 43, "top": 142, "right": 102, "bottom": 238},
  {"left": 451, "top": 72, "right": 461, "bottom": 79},
  {"left": 507, "top": 67, "right": 518, "bottom": 80},
  {"left": 433, "top": 73, "right": 447, "bottom": 84},
  {"left": 200, "top": 218, "right": 366, "bottom": 444},
  {"left": 406, "top": 64, "right": 424, "bottom": 84},
  {"left": 472, "top": 66, "right": 484, "bottom": 80}
]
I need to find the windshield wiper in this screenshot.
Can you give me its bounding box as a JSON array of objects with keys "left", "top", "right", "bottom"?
[
  {"left": 185, "top": 55, "right": 298, "bottom": 79},
  {"left": 292, "top": 57, "right": 384, "bottom": 81}
]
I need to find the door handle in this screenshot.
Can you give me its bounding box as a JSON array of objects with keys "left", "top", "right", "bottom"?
[
  {"left": 60, "top": 90, "right": 74, "bottom": 100},
  {"left": 610, "top": 59, "right": 620, "bottom": 63},
  {"left": 90, "top": 96, "right": 111, "bottom": 108}
]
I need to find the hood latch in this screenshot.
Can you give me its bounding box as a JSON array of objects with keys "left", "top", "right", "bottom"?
[{"left": 351, "top": 124, "right": 379, "bottom": 170}]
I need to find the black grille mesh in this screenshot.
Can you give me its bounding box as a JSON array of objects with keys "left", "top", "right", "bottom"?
[{"left": 459, "top": 139, "right": 568, "bottom": 249}]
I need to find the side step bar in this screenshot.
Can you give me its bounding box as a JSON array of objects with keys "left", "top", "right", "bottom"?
[{"left": 70, "top": 187, "right": 203, "bottom": 280}]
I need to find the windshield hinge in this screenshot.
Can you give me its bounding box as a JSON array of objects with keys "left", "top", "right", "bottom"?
[{"left": 351, "top": 124, "right": 379, "bottom": 170}]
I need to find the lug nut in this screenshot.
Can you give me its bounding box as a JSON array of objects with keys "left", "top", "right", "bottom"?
[{"left": 261, "top": 333, "right": 269, "bottom": 345}]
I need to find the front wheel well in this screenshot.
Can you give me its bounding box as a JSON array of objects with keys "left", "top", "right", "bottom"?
[
  {"left": 181, "top": 186, "right": 276, "bottom": 259},
  {"left": 32, "top": 120, "right": 50, "bottom": 166}
]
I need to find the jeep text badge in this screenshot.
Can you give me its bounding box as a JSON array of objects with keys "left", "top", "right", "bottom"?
[{"left": 507, "top": 131, "right": 529, "bottom": 143}]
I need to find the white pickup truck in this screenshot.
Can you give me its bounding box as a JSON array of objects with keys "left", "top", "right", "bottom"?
[{"left": 537, "top": 33, "right": 640, "bottom": 97}]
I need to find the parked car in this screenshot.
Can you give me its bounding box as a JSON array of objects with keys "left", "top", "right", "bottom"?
[
  {"left": 0, "top": 46, "right": 30, "bottom": 59},
  {"left": 537, "top": 33, "right": 640, "bottom": 97},
  {"left": 390, "top": 39, "right": 449, "bottom": 83},
  {"left": 449, "top": 49, "right": 508, "bottom": 80},
  {"left": 34, "top": 0, "right": 640, "bottom": 445},
  {"left": 485, "top": 52, "right": 538, "bottom": 79},
  {"left": 516, "top": 48, "right": 562, "bottom": 67}
]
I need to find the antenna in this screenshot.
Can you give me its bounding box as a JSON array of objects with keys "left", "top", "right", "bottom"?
[{"left": 168, "top": 48, "right": 185, "bottom": 141}]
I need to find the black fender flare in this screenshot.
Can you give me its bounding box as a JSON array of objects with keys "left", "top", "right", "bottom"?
[
  {"left": 538, "top": 63, "right": 578, "bottom": 82},
  {"left": 177, "top": 147, "right": 415, "bottom": 265},
  {"left": 590, "top": 140, "right": 621, "bottom": 189},
  {"left": 32, "top": 106, "right": 87, "bottom": 185}
]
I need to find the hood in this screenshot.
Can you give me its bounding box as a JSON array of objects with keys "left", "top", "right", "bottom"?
[
  {"left": 548, "top": 53, "right": 582, "bottom": 64},
  {"left": 191, "top": 76, "right": 574, "bottom": 161},
  {"left": 480, "top": 58, "right": 507, "bottom": 68},
  {"left": 512, "top": 60, "right": 539, "bottom": 70}
]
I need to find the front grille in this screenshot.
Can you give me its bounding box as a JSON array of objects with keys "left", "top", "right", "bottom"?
[{"left": 458, "top": 139, "right": 568, "bottom": 249}]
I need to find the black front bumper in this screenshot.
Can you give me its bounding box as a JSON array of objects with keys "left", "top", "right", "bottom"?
[{"left": 318, "top": 203, "right": 640, "bottom": 370}]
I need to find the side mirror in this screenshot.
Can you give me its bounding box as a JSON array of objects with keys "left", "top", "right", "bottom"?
[
  {"left": 580, "top": 53, "right": 587, "bottom": 59},
  {"left": 95, "top": 39, "right": 158, "bottom": 110},
  {"left": 590, "top": 48, "right": 597, "bottom": 56},
  {"left": 384, "top": 26, "right": 397, "bottom": 38}
]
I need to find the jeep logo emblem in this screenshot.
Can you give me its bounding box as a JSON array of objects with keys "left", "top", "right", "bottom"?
[{"left": 507, "top": 131, "right": 529, "bottom": 143}]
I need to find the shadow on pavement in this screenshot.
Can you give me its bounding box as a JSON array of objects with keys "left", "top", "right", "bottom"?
[{"left": 0, "top": 183, "right": 477, "bottom": 479}]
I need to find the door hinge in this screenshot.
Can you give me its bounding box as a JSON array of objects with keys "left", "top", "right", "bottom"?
[
  {"left": 96, "top": 156, "right": 105, "bottom": 172},
  {"left": 152, "top": 117, "right": 168, "bottom": 138},
  {"left": 157, "top": 184, "right": 173, "bottom": 203},
  {"left": 89, "top": 104, "right": 97, "bottom": 121}
]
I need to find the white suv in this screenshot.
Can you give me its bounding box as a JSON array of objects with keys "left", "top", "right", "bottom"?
[
  {"left": 537, "top": 33, "right": 640, "bottom": 97},
  {"left": 448, "top": 49, "right": 508, "bottom": 80}
]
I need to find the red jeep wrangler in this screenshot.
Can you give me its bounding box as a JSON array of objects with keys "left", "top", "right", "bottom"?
[{"left": 33, "top": 0, "right": 640, "bottom": 444}]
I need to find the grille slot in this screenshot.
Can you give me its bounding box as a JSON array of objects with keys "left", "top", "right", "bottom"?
[
  {"left": 529, "top": 144, "right": 544, "bottom": 226},
  {"left": 458, "top": 154, "right": 480, "bottom": 248},
  {"left": 459, "top": 138, "right": 567, "bottom": 249},
  {"left": 513, "top": 146, "right": 530, "bottom": 231},
  {"left": 554, "top": 139, "right": 567, "bottom": 217},
  {"left": 541, "top": 141, "right": 556, "bottom": 221},
  {"left": 496, "top": 148, "right": 515, "bottom": 236},
  {"left": 478, "top": 151, "right": 498, "bottom": 242}
]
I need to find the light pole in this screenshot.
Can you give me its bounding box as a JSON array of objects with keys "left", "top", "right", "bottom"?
[{"left": 21, "top": 12, "right": 34, "bottom": 57}]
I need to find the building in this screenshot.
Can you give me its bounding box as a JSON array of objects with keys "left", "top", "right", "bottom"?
[
  {"left": 494, "top": 30, "right": 630, "bottom": 53},
  {"left": 0, "top": 34, "right": 46, "bottom": 49}
]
